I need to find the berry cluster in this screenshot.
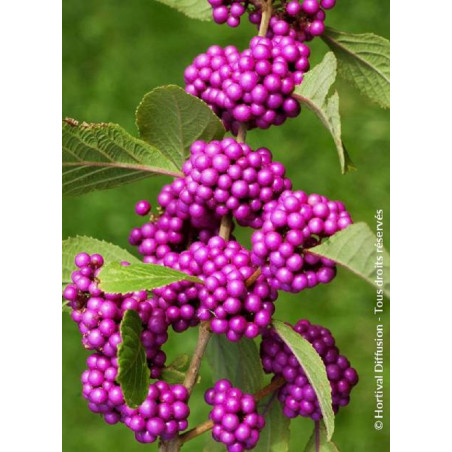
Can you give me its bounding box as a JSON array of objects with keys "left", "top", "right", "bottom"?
[
  {"left": 122, "top": 381, "right": 190, "bottom": 443},
  {"left": 63, "top": 253, "right": 168, "bottom": 378},
  {"left": 184, "top": 35, "right": 309, "bottom": 132},
  {"left": 274, "top": 0, "right": 336, "bottom": 41},
  {"left": 158, "top": 177, "right": 222, "bottom": 230},
  {"left": 251, "top": 189, "right": 352, "bottom": 293},
  {"left": 82, "top": 355, "right": 190, "bottom": 444},
  {"left": 260, "top": 319, "right": 358, "bottom": 419},
  {"left": 180, "top": 138, "right": 291, "bottom": 228},
  {"left": 208, "top": 0, "right": 337, "bottom": 42},
  {"left": 154, "top": 236, "right": 277, "bottom": 341},
  {"left": 196, "top": 237, "right": 277, "bottom": 340},
  {"left": 129, "top": 211, "right": 189, "bottom": 264},
  {"left": 153, "top": 249, "right": 204, "bottom": 333},
  {"left": 205, "top": 379, "right": 265, "bottom": 451}
]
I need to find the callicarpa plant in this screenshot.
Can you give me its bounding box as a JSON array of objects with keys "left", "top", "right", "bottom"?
[{"left": 62, "top": 0, "right": 390, "bottom": 450}]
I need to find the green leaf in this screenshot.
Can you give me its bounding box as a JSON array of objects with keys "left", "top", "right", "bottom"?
[
  {"left": 97, "top": 262, "right": 203, "bottom": 293},
  {"left": 62, "top": 119, "right": 182, "bottom": 196},
  {"left": 293, "top": 53, "right": 356, "bottom": 174},
  {"left": 136, "top": 85, "right": 225, "bottom": 168},
  {"left": 273, "top": 320, "right": 335, "bottom": 441},
  {"left": 304, "top": 422, "right": 340, "bottom": 452},
  {"left": 117, "top": 310, "right": 149, "bottom": 408},
  {"left": 62, "top": 236, "right": 140, "bottom": 286},
  {"left": 255, "top": 394, "right": 290, "bottom": 452},
  {"left": 206, "top": 335, "right": 264, "bottom": 393},
  {"left": 322, "top": 28, "right": 390, "bottom": 109},
  {"left": 308, "top": 222, "right": 390, "bottom": 298},
  {"left": 153, "top": 0, "right": 212, "bottom": 21}
]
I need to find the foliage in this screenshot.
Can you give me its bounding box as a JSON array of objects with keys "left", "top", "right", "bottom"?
[
  {"left": 117, "top": 310, "right": 150, "bottom": 408},
  {"left": 97, "top": 261, "right": 203, "bottom": 293}
]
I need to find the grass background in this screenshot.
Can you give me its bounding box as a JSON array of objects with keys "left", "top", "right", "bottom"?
[{"left": 63, "top": 1, "right": 390, "bottom": 450}]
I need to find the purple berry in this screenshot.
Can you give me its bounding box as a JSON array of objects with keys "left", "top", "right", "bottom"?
[{"left": 135, "top": 200, "right": 151, "bottom": 216}]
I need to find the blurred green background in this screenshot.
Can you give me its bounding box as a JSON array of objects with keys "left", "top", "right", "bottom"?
[{"left": 63, "top": 1, "right": 389, "bottom": 451}]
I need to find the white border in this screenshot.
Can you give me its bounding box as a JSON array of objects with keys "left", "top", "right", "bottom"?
[
  {"left": 0, "top": 1, "right": 61, "bottom": 450},
  {"left": 391, "top": 1, "right": 452, "bottom": 449}
]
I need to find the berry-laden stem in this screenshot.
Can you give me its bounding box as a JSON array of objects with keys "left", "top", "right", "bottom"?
[
  {"left": 160, "top": 321, "right": 213, "bottom": 452},
  {"left": 183, "top": 321, "right": 213, "bottom": 394},
  {"left": 179, "top": 376, "right": 286, "bottom": 445},
  {"left": 162, "top": 5, "right": 274, "bottom": 451},
  {"left": 161, "top": 214, "right": 233, "bottom": 452},
  {"left": 258, "top": 0, "right": 273, "bottom": 37}
]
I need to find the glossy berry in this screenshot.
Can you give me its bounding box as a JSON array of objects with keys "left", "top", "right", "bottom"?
[
  {"left": 260, "top": 320, "right": 359, "bottom": 420},
  {"left": 205, "top": 379, "right": 265, "bottom": 451},
  {"left": 135, "top": 200, "right": 151, "bottom": 216}
]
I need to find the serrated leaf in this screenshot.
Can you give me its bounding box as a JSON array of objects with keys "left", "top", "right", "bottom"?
[
  {"left": 273, "top": 320, "right": 335, "bottom": 441},
  {"left": 62, "top": 236, "right": 140, "bottom": 286},
  {"left": 62, "top": 119, "right": 182, "bottom": 196},
  {"left": 304, "top": 422, "right": 340, "bottom": 452},
  {"left": 322, "top": 28, "right": 390, "bottom": 109},
  {"left": 294, "top": 53, "right": 356, "bottom": 174},
  {"left": 153, "top": 0, "right": 212, "bottom": 21},
  {"left": 206, "top": 335, "right": 264, "bottom": 393},
  {"left": 255, "top": 394, "right": 290, "bottom": 452},
  {"left": 136, "top": 85, "right": 225, "bottom": 168},
  {"left": 308, "top": 222, "right": 390, "bottom": 297},
  {"left": 117, "top": 310, "right": 150, "bottom": 408},
  {"left": 97, "top": 262, "right": 203, "bottom": 293}
]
